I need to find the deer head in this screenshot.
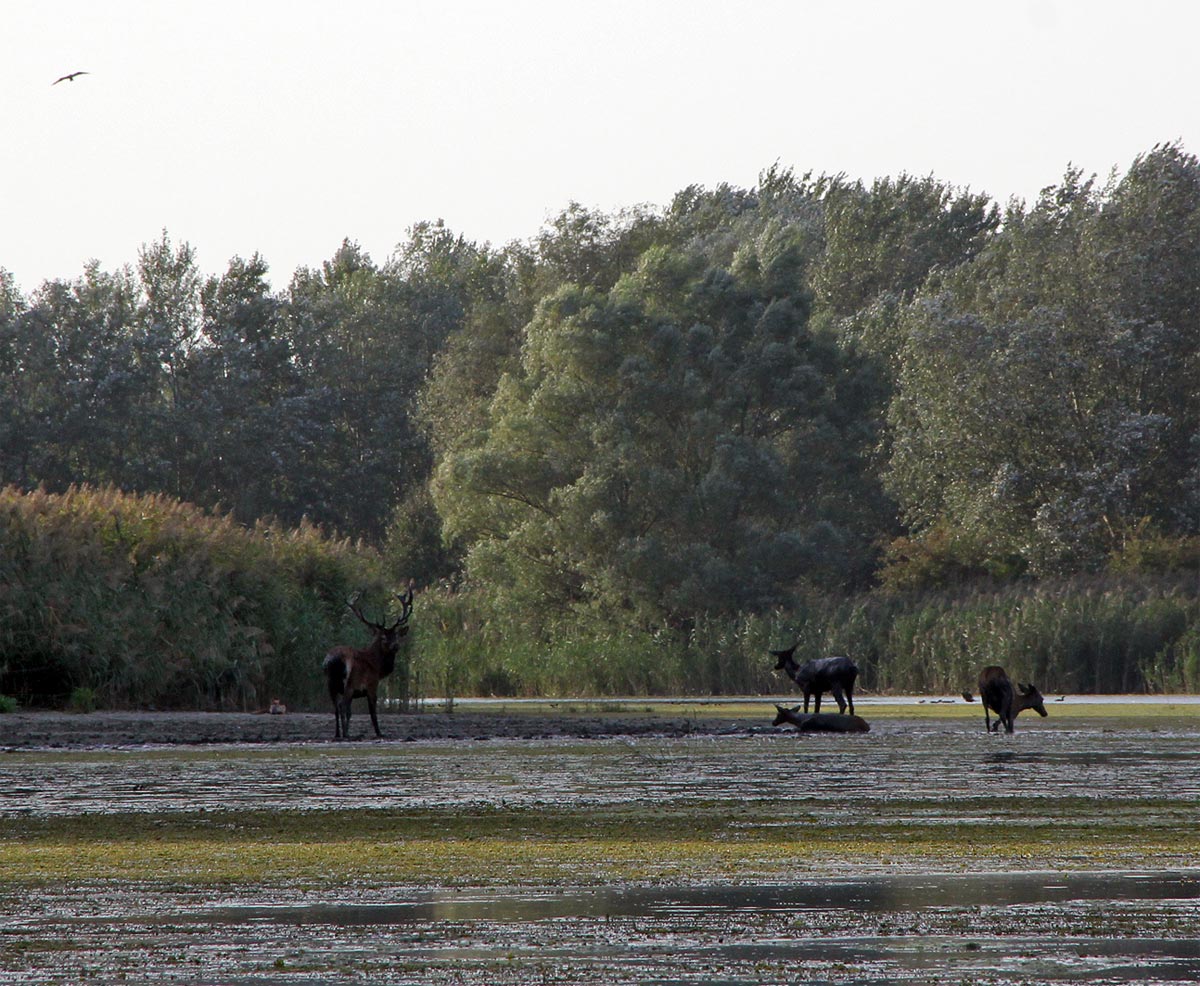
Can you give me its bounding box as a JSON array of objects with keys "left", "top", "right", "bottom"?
[
  {"left": 347, "top": 586, "right": 414, "bottom": 661},
  {"left": 1017, "top": 681, "right": 1048, "bottom": 718}
]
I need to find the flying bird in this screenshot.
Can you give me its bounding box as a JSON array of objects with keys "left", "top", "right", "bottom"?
[{"left": 52, "top": 71, "right": 89, "bottom": 85}]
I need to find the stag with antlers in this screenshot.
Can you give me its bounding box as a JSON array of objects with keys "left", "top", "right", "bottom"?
[{"left": 322, "top": 587, "right": 414, "bottom": 739}]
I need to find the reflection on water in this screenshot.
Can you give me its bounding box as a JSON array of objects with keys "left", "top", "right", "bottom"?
[
  {"left": 20, "top": 871, "right": 1200, "bottom": 985},
  {"left": 181, "top": 871, "right": 1199, "bottom": 924}
]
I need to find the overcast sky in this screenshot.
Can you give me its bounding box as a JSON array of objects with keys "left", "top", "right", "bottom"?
[{"left": 3, "top": 0, "right": 1197, "bottom": 292}]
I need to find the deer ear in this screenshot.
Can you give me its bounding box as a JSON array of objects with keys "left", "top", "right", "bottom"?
[{"left": 790, "top": 704, "right": 802, "bottom": 714}]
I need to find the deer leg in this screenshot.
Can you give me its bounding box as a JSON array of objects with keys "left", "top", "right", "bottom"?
[
  {"left": 333, "top": 692, "right": 349, "bottom": 739},
  {"left": 367, "top": 689, "right": 382, "bottom": 738},
  {"left": 811, "top": 691, "right": 822, "bottom": 714},
  {"left": 845, "top": 683, "right": 855, "bottom": 716},
  {"left": 1000, "top": 700, "right": 1014, "bottom": 733},
  {"left": 830, "top": 685, "right": 847, "bottom": 714},
  {"left": 983, "top": 706, "right": 992, "bottom": 732}
]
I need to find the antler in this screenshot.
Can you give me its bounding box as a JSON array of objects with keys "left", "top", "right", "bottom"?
[
  {"left": 347, "top": 586, "right": 414, "bottom": 631},
  {"left": 346, "top": 592, "right": 376, "bottom": 628},
  {"left": 389, "top": 584, "right": 415, "bottom": 630}
]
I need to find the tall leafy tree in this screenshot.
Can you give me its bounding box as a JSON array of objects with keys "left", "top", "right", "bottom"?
[
  {"left": 887, "top": 148, "right": 1200, "bottom": 576},
  {"left": 434, "top": 231, "right": 880, "bottom": 629},
  {"left": 814, "top": 174, "right": 1000, "bottom": 325},
  {"left": 10, "top": 263, "right": 145, "bottom": 490},
  {"left": 133, "top": 233, "right": 208, "bottom": 500},
  {"left": 191, "top": 253, "right": 304, "bottom": 523}
]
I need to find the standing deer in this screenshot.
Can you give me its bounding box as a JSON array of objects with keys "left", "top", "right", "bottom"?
[
  {"left": 322, "top": 587, "right": 413, "bottom": 739},
  {"left": 772, "top": 703, "right": 870, "bottom": 733},
  {"left": 770, "top": 644, "right": 859, "bottom": 715},
  {"left": 963, "top": 665, "right": 1047, "bottom": 733}
]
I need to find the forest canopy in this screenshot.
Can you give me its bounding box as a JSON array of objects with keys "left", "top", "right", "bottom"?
[{"left": 3, "top": 144, "right": 1199, "bottom": 702}]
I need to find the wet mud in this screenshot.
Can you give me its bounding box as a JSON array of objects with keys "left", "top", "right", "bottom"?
[{"left": 0, "top": 706, "right": 762, "bottom": 750}]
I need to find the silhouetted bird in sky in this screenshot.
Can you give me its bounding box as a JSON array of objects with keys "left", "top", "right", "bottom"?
[{"left": 52, "top": 71, "right": 89, "bottom": 85}]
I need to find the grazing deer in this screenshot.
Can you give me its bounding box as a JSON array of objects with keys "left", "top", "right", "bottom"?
[
  {"left": 770, "top": 644, "right": 859, "bottom": 715},
  {"left": 322, "top": 587, "right": 414, "bottom": 739},
  {"left": 963, "top": 665, "right": 1047, "bottom": 733},
  {"left": 773, "top": 704, "right": 870, "bottom": 733}
]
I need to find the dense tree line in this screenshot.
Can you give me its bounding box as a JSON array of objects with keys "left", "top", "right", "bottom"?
[{"left": 3, "top": 143, "right": 1199, "bottom": 699}]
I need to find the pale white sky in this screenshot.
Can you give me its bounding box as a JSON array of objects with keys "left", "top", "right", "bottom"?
[{"left": 3, "top": 0, "right": 1197, "bottom": 292}]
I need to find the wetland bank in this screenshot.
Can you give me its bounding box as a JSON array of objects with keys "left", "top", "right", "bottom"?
[{"left": 1, "top": 701, "right": 1199, "bottom": 984}]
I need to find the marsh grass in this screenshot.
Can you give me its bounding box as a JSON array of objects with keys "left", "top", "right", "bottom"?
[{"left": 0, "top": 485, "right": 389, "bottom": 710}]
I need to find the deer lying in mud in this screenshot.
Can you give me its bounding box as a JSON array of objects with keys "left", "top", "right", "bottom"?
[
  {"left": 771, "top": 644, "right": 859, "bottom": 715},
  {"left": 773, "top": 704, "right": 870, "bottom": 733},
  {"left": 322, "top": 587, "right": 413, "bottom": 739},
  {"left": 962, "top": 665, "right": 1047, "bottom": 733}
]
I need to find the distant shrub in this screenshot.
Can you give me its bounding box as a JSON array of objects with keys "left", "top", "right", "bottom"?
[
  {"left": 0, "top": 695, "right": 17, "bottom": 713},
  {"left": 68, "top": 687, "right": 97, "bottom": 713}
]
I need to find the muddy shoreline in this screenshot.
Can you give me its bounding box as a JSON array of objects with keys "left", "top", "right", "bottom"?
[{"left": 0, "top": 708, "right": 766, "bottom": 750}]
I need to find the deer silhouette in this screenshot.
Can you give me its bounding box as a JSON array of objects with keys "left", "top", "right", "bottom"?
[
  {"left": 963, "top": 666, "right": 1047, "bottom": 733},
  {"left": 322, "top": 587, "right": 413, "bottom": 739},
  {"left": 771, "top": 644, "right": 859, "bottom": 714},
  {"left": 772, "top": 704, "right": 870, "bottom": 733}
]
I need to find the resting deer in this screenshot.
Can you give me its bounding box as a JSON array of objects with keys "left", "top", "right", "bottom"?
[
  {"left": 963, "top": 665, "right": 1047, "bottom": 733},
  {"left": 773, "top": 703, "right": 870, "bottom": 733},
  {"left": 770, "top": 644, "right": 859, "bottom": 715},
  {"left": 322, "top": 587, "right": 414, "bottom": 739}
]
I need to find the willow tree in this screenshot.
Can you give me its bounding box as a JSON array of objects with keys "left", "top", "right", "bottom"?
[{"left": 434, "top": 231, "right": 882, "bottom": 632}]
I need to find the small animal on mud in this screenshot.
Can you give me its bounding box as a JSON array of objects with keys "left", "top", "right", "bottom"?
[
  {"left": 322, "top": 586, "right": 414, "bottom": 739},
  {"left": 770, "top": 644, "right": 859, "bottom": 714},
  {"left": 268, "top": 699, "right": 286, "bottom": 715},
  {"left": 962, "top": 666, "right": 1047, "bottom": 733},
  {"left": 772, "top": 704, "right": 870, "bottom": 733}
]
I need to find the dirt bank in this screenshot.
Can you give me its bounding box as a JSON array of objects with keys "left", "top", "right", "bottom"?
[{"left": 0, "top": 708, "right": 766, "bottom": 750}]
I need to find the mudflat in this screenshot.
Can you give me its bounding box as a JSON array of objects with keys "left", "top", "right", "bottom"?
[
  {"left": 2, "top": 709, "right": 1200, "bottom": 984},
  {"left": 0, "top": 705, "right": 770, "bottom": 749}
]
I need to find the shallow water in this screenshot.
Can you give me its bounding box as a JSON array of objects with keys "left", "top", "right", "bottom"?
[
  {"left": 6, "top": 872, "right": 1200, "bottom": 984},
  {"left": 3, "top": 717, "right": 1200, "bottom": 817},
  {"left": 2, "top": 715, "right": 1200, "bottom": 984}
]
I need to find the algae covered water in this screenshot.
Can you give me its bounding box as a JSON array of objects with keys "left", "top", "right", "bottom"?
[{"left": 1, "top": 709, "right": 1198, "bottom": 983}]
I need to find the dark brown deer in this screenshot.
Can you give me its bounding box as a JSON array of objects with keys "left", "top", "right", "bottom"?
[
  {"left": 322, "top": 587, "right": 413, "bottom": 739},
  {"left": 770, "top": 644, "right": 859, "bottom": 715},
  {"left": 963, "top": 665, "right": 1047, "bottom": 733},
  {"left": 773, "top": 703, "right": 870, "bottom": 733}
]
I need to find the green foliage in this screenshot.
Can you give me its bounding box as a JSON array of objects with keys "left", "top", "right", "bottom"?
[
  {"left": 411, "top": 587, "right": 690, "bottom": 698},
  {"left": 0, "top": 485, "right": 388, "bottom": 709},
  {"left": 887, "top": 144, "right": 1200, "bottom": 576},
  {"left": 814, "top": 173, "right": 1000, "bottom": 320},
  {"left": 403, "top": 576, "right": 1200, "bottom": 699},
  {"left": 0, "top": 694, "right": 16, "bottom": 713},
  {"left": 4, "top": 146, "right": 1200, "bottom": 702},
  {"left": 434, "top": 227, "right": 882, "bottom": 631},
  {"left": 67, "top": 686, "right": 97, "bottom": 713}
]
